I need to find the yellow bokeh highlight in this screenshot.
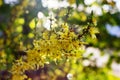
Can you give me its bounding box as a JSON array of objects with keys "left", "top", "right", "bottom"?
[
  {"left": 29, "top": 19, "right": 35, "bottom": 29},
  {"left": 28, "top": 33, "right": 34, "bottom": 38},
  {"left": 72, "top": 12, "right": 80, "bottom": 20},
  {"left": 0, "top": 0, "right": 3, "bottom": 6},
  {"left": 16, "top": 26, "right": 23, "bottom": 32},
  {"left": 79, "top": 12, "right": 87, "bottom": 21},
  {"left": 68, "top": 0, "right": 76, "bottom": 5},
  {"left": 15, "top": 18, "right": 25, "bottom": 25}
]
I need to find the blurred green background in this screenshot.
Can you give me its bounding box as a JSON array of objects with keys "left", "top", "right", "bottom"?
[{"left": 0, "top": 0, "right": 120, "bottom": 80}]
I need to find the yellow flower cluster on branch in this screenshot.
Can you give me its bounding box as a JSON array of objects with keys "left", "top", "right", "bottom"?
[{"left": 11, "top": 22, "right": 98, "bottom": 79}]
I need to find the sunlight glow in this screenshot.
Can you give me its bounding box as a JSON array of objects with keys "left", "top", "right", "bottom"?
[
  {"left": 106, "top": 24, "right": 120, "bottom": 38},
  {"left": 37, "top": 12, "right": 44, "bottom": 19},
  {"left": 85, "top": 5, "right": 102, "bottom": 16},
  {"left": 41, "top": 0, "right": 69, "bottom": 9},
  {"left": 84, "top": 0, "right": 96, "bottom": 5},
  {"left": 102, "top": 4, "right": 111, "bottom": 12},
  {"left": 4, "top": 0, "right": 18, "bottom": 5},
  {"left": 111, "top": 61, "right": 120, "bottom": 78},
  {"left": 67, "top": 73, "right": 73, "bottom": 80}
]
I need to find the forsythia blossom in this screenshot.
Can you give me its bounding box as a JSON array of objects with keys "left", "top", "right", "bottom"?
[{"left": 11, "top": 22, "right": 98, "bottom": 80}]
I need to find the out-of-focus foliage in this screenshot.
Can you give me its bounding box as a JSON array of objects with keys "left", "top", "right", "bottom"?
[{"left": 0, "top": 0, "right": 120, "bottom": 80}]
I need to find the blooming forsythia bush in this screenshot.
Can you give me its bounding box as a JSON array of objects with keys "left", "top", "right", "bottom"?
[{"left": 11, "top": 16, "right": 99, "bottom": 79}]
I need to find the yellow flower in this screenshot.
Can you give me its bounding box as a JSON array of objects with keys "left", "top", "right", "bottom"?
[
  {"left": 42, "top": 30, "right": 49, "bottom": 39},
  {"left": 61, "top": 23, "right": 69, "bottom": 33},
  {"left": 11, "top": 22, "right": 88, "bottom": 77},
  {"left": 50, "top": 33, "right": 57, "bottom": 40},
  {"left": 12, "top": 74, "right": 27, "bottom": 80},
  {"left": 89, "top": 27, "right": 99, "bottom": 39}
]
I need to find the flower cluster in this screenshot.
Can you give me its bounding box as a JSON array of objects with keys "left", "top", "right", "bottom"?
[{"left": 11, "top": 22, "right": 98, "bottom": 79}]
